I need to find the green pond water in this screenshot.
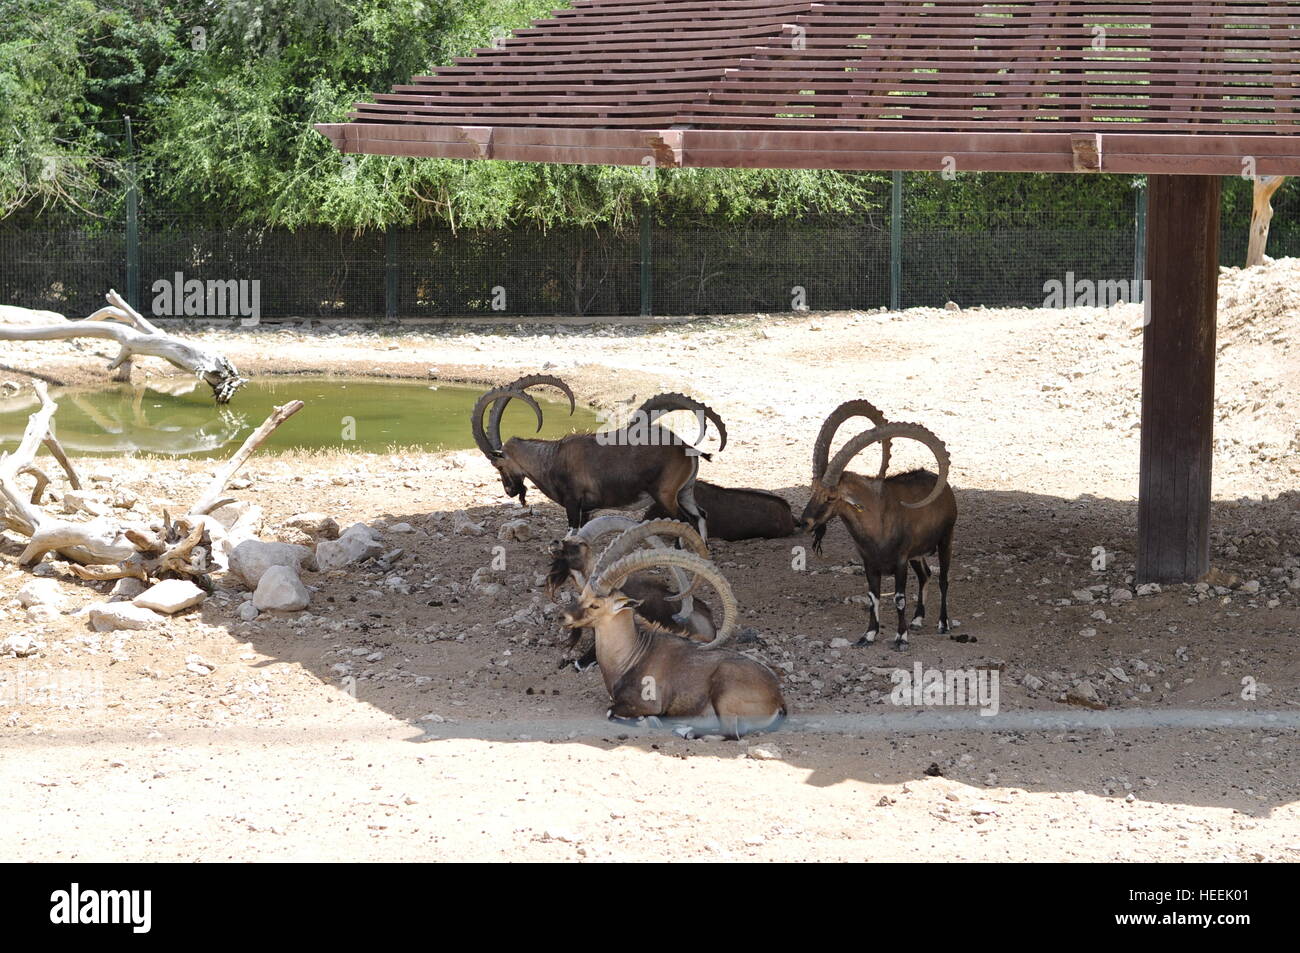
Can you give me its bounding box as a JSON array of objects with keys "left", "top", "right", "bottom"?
[{"left": 0, "top": 377, "right": 599, "bottom": 458}]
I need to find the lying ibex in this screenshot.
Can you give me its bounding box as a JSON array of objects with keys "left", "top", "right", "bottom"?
[
  {"left": 562, "top": 525, "right": 786, "bottom": 738},
  {"left": 643, "top": 481, "right": 795, "bottom": 540},
  {"left": 470, "top": 375, "right": 726, "bottom": 536},
  {"left": 800, "top": 406, "right": 956, "bottom": 650},
  {"left": 547, "top": 516, "right": 716, "bottom": 669}
]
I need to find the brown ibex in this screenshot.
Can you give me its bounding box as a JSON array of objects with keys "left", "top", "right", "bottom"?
[
  {"left": 547, "top": 516, "right": 716, "bottom": 669},
  {"left": 643, "top": 481, "right": 795, "bottom": 540},
  {"left": 562, "top": 526, "right": 786, "bottom": 738},
  {"left": 470, "top": 375, "right": 726, "bottom": 536},
  {"left": 800, "top": 412, "right": 956, "bottom": 650}
]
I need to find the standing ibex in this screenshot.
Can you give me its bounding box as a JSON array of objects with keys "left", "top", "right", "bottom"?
[
  {"left": 547, "top": 516, "right": 717, "bottom": 669},
  {"left": 470, "top": 375, "right": 726, "bottom": 536},
  {"left": 643, "top": 481, "right": 795, "bottom": 540},
  {"left": 800, "top": 404, "right": 956, "bottom": 650},
  {"left": 562, "top": 524, "right": 786, "bottom": 738}
]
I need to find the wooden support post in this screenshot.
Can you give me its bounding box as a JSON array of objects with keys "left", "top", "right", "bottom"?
[{"left": 1137, "top": 175, "right": 1221, "bottom": 584}]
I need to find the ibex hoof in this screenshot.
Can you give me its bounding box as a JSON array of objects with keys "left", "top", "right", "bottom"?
[
  {"left": 937, "top": 622, "right": 950, "bottom": 635},
  {"left": 854, "top": 632, "right": 878, "bottom": 647},
  {"left": 673, "top": 725, "right": 695, "bottom": 740},
  {"left": 892, "top": 637, "right": 910, "bottom": 651},
  {"left": 909, "top": 615, "right": 925, "bottom": 630}
]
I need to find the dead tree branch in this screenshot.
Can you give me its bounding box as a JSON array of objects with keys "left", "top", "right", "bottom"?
[{"left": 0, "top": 291, "right": 247, "bottom": 403}]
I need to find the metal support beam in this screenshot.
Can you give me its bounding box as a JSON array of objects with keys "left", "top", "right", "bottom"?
[
  {"left": 890, "top": 170, "right": 902, "bottom": 311},
  {"left": 639, "top": 204, "right": 653, "bottom": 317},
  {"left": 123, "top": 116, "right": 140, "bottom": 311},
  {"left": 385, "top": 228, "right": 398, "bottom": 320},
  {"left": 1137, "top": 174, "right": 1221, "bottom": 584}
]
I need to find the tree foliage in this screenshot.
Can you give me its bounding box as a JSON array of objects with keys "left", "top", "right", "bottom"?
[{"left": 1, "top": 0, "right": 885, "bottom": 229}]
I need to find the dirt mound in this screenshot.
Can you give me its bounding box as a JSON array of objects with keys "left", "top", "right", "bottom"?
[{"left": 1217, "top": 256, "right": 1300, "bottom": 351}]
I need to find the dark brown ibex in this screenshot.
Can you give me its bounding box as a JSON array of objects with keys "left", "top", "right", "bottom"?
[
  {"left": 470, "top": 375, "right": 726, "bottom": 536},
  {"left": 643, "top": 481, "right": 795, "bottom": 540},
  {"left": 546, "top": 516, "right": 716, "bottom": 669},
  {"left": 800, "top": 409, "right": 956, "bottom": 650},
  {"left": 562, "top": 526, "right": 786, "bottom": 738}
]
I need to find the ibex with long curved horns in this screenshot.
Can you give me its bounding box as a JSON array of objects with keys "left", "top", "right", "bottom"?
[
  {"left": 562, "top": 524, "right": 786, "bottom": 738},
  {"left": 470, "top": 375, "right": 725, "bottom": 534},
  {"left": 800, "top": 402, "right": 957, "bottom": 650},
  {"left": 547, "top": 516, "right": 717, "bottom": 669}
]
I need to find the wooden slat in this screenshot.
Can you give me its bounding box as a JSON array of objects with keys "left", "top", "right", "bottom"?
[{"left": 320, "top": 0, "right": 1300, "bottom": 167}]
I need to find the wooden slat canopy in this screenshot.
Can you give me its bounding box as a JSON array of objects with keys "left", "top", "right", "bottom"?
[{"left": 318, "top": 0, "right": 1300, "bottom": 174}]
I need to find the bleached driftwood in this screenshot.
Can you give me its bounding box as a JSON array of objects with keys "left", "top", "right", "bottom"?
[
  {"left": 1247, "top": 175, "right": 1287, "bottom": 268},
  {"left": 0, "top": 383, "right": 303, "bottom": 582},
  {"left": 0, "top": 290, "right": 247, "bottom": 403}
]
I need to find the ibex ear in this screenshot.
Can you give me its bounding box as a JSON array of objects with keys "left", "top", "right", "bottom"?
[{"left": 610, "top": 595, "right": 642, "bottom": 614}]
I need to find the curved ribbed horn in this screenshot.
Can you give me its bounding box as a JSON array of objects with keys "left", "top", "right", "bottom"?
[
  {"left": 591, "top": 519, "right": 710, "bottom": 595},
  {"left": 569, "top": 515, "right": 640, "bottom": 546},
  {"left": 635, "top": 393, "right": 728, "bottom": 452},
  {"left": 470, "top": 386, "right": 541, "bottom": 458},
  {"left": 593, "top": 549, "right": 737, "bottom": 649},
  {"left": 487, "top": 375, "right": 575, "bottom": 450},
  {"left": 824, "top": 422, "right": 950, "bottom": 509},
  {"left": 588, "top": 519, "right": 710, "bottom": 618},
  {"left": 812, "top": 399, "right": 892, "bottom": 481}
]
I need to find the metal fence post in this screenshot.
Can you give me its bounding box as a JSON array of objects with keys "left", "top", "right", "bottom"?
[
  {"left": 123, "top": 116, "right": 141, "bottom": 311},
  {"left": 639, "top": 204, "right": 654, "bottom": 317},
  {"left": 385, "top": 227, "right": 398, "bottom": 320},
  {"left": 1133, "top": 179, "right": 1148, "bottom": 297},
  {"left": 890, "top": 170, "right": 903, "bottom": 311}
]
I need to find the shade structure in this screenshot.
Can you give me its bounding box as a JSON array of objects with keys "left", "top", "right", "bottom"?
[
  {"left": 317, "top": 1, "right": 1300, "bottom": 584},
  {"left": 317, "top": 0, "right": 1300, "bottom": 176}
]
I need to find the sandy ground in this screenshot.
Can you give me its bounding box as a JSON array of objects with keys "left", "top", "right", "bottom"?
[{"left": 1, "top": 260, "right": 1298, "bottom": 862}]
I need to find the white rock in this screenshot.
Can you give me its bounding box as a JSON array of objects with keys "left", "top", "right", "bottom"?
[
  {"left": 497, "top": 518, "right": 532, "bottom": 542},
  {"left": 229, "top": 539, "right": 315, "bottom": 588},
  {"left": 829, "top": 637, "right": 851, "bottom": 649},
  {"left": 453, "top": 513, "right": 485, "bottom": 536},
  {"left": 88, "top": 602, "right": 163, "bottom": 632},
  {"left": 388, "top": 522, "right": 416, "bottom": 534},
  {"left": 316, "top": 524, "right": 383, "bottom": 572},
  {"left": 253, "top": 565, "right": 310, "bottom": 612},
  {"left": 133, "top": 579, "right": 207, "bottom": 614},
  {"left": 1022, "top": 674, "right": 1044, "bottom": 691},
  {"left": 1, "top": 633, "right": 39, "bottom": 657},
  {"left": 26, "top": 605, "right": 59, "bottom": 624},
  {"left": 746, "top": 744, "right": 782, "bottom": 761},
  {"left": 17, "top": 578, "right": 67, "bottom": 609},
  {"left": 238, "top": 602, "right": 260, "bottom": 622},
  {"left": 283, "top": 512, "right": 340, "bottom": 540},
  {"left": 1111, "top": 588, "right": 1134, "bottom": 604}
]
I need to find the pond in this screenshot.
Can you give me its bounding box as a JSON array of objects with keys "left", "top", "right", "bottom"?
[{"left": 0, "top": 377, "right": 599, "bottom": 458}]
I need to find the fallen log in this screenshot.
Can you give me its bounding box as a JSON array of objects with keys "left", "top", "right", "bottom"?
[
  {"left": 0, "top": 290, "right": 246, "bottom": 403},
  {"left": 0, "top": 382, "right": 302, "bottom": 583}
]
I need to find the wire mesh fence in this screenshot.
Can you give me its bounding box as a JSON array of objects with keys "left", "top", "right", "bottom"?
[{"left": 2, "top": 179, "right": 1296, "bottom": 321}]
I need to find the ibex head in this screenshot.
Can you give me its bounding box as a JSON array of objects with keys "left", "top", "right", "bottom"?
[
  {"left": 800, "top": 418, "right": 951, "bottom": 541},
  {"left": 569, "top": 537, "right": 738, "bottom": 649},
  {"left": 560, "top": 592, "right": 642, "bottom": 631},
  {"left": 470, "top": 374, "right": 576, "bottom": 503}
]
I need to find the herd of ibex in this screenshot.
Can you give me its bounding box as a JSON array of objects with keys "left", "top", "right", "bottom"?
[{"left": 470, "top": 375, "right": 957, "bottom": 738}]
